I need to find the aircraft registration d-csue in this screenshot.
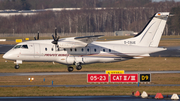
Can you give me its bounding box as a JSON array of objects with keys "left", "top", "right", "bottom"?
[{"left": 3, "top": 12, "right": 170, "bottom": 72}]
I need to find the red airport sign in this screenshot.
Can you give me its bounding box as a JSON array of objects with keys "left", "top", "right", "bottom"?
[
  {"left": 87, "top": 74, "right": 109, "bottom": 83},
  {"left": 110, "top": 74, "right": 138, "bottom": 82}
]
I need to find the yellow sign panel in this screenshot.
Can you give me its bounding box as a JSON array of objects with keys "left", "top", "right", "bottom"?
[
  {"left": 105, "top": 70, "right": 124, "bottom": 76},
  {"left": 25, "top": 38, "right": 29, "bottom": 40},
  {"left": 16, "top": 39, "right": 22, "bottom": 43}
]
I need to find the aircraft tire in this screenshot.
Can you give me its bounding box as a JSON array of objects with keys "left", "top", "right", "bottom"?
[
  {"left": 15, "top": 65, "right": 20, "bottom": 69},
  {"left": 76, "top": 65, "right": 82, "bottom": 70},
  {"left": 68, "top": 67, "right": 74, "bottom": 72}
]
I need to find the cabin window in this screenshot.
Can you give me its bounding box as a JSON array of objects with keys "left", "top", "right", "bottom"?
[
  {"left": 103, "top": 49, "right": 105, "bottom": 52},
  {"left": 51, "top": 48, "right": 53, "bottom": 51},
  {"left": 87, "top": 48, "right": 89, "bottom": 52},
  {"left": 75, "top": 48, "right": 77, "bottom": 51},
  {"left": 109, "top": 49, "right": 111, "bottom": 52},
  {"left": 14, "top": 45, "right": 21, "bottom": 49},
  {"left": 64, "top": 48, "right": 66, "bottom": 51},
  {"left": 45, "top": 48, "right": 47, "bottom": 51},
  {"left": 22, "top": 45, "right": 28, "bottom": 49},
  {"left": 81, "top": 48, "right": 84, "bottom": 52},
  {"left": 70, "top": 49, "right": 72, "bottom": 51},
  {"left": 94, "top": 49, "right": 96, "bottom": 52}
]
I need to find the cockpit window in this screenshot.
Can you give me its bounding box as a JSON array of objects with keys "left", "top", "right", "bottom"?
[
  {"left": 22, "top": 45, "right": 28, "bottom": 49},
  {"left": 14, "top": 45, "right": 28, "bottom": 49},
  {"left": 14, "top": 45, "right": 21, "bottom": 49}
]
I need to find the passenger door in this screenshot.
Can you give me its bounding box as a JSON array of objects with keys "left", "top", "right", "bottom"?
[{"left": 34, "top": 44, "right": 41, "bottom": 58}]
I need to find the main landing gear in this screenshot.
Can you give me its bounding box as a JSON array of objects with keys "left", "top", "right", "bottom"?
[
  {"left": 76, "top": 65, "right": 82, "bottom": 70},
  {"left": 68, "top": 66, "right": 74, "bottom": 72},
  {"left": 15, "top": 65, "right": 20, "bottom": 69},
  {"left": 67, "top": 64, "right": 82, "bottom": 72}
]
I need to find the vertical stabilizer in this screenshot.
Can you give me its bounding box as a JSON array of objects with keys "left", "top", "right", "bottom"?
[{"left": 134, "top": 12, "right": 169, "bottom": 47}]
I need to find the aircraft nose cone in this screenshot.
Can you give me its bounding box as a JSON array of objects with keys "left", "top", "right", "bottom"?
[
  {"left": 3, "top": 53, "right": 8, "bottom": 59},
  {"left": 3, "top": 52, "right": 12, "bottom": 60}
]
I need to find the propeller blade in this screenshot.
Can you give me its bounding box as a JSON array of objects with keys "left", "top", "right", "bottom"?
[
  {"left": 52, "top": 35, "right": 55, "bottom": 40},
  {"left": 55, "top": 27, "right": 57, "bottom": 39},
  {"left": 37, "top": 31, "right": 39, "bottom": 40},
  {"left": 52, "top": 28, "right": 59, "bottom": 45},
  {"left": 56, "top": 36, "right": 60, "bottom": 41}
]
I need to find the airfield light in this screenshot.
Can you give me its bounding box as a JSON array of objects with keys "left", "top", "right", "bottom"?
[{"left": 28, "top": 77, "right": 34, "bottom": 82}]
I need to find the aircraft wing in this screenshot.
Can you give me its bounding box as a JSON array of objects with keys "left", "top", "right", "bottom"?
[
  {"left": 74, "top": 35, "right": 104, "bottom": 43},
  {"left": 58, "top": 35, "right": 104, "bottom": 48}
]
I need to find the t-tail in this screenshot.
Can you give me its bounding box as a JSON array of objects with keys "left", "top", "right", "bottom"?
[{"left": 121, "top": 12, "right": 170, "bottom": 47}]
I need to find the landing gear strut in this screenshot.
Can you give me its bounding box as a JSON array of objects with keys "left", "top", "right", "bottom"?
[
  {"left": 14, "top": 60, "right": 22, "bottom": 69},
  {"left": 15, "top": 65, "right": 20, "bottom": 69},
  {"left": 68, "top": 66, "right": 74, "bottom": 72}
]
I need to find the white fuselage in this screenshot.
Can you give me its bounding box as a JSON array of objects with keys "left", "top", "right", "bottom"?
[{"left": 3, "top": 39, "right": 165, "bottom": 65}]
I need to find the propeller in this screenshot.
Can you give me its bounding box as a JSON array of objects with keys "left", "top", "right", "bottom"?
[
  {"left": 52, "top": 28, "right": 60, "bottom": 45},
  {"left": 34, "top": 31, "right": 39, "bottom": 40}
]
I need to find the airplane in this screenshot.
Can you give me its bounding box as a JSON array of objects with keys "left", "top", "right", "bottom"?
[{"left": 3, "top": 12, "right": 170, "bottom": 72}]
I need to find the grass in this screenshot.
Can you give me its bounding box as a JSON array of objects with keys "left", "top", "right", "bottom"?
[
  {"left": 0, "top": 73, "right": 180, "bottom": 86},
  {"left": 0, "top": 86, "right": 180, "bottom": 97}
]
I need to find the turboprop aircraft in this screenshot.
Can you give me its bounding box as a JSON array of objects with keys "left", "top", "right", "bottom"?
[{"left": 3, "top": 12, "right": 170, "bottom": 72}]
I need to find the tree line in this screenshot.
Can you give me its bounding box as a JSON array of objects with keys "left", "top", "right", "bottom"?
[
  {"left": 0, "top": 0, "right": 152, "bottom": 10},
  {"left": 0, "top": 0, "right": 179, "bottom": 35}
]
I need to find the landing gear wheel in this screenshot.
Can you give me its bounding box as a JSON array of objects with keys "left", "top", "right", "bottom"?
[
  {"left": 76, "top": 65, "right": 82, "bottom": 70},
  {"left": 15, "top": 65, "right": 20, "bottom": 69},
  {"left": 68, "top": 67, "right": 74, "bottom": 72}
]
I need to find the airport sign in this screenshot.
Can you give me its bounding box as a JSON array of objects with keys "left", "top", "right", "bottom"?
[
  {"left": 140, "top": 74, "right": 151, "bottom": 82},
  {"left": 87, "top": 74, "right": 109, "bottom": 83},
  {"left": 16, "top": 39, "right": 22, "bottom": 43},
  {"left": 110, "top": 74, "right": 138, "bottom": 82},
  {"left": 25, "top": 38, "right": 29, "bottom": 40},
  {"left": 105, "top": 70, "right": 124, "bottom": 76}
]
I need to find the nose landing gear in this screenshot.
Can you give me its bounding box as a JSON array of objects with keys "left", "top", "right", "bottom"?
[
  {"left": 14, "top": 60, "right": 22, "bottom": 69},
  {"left": 15, "top": 65, "right": 20, "bottom": 69}
]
